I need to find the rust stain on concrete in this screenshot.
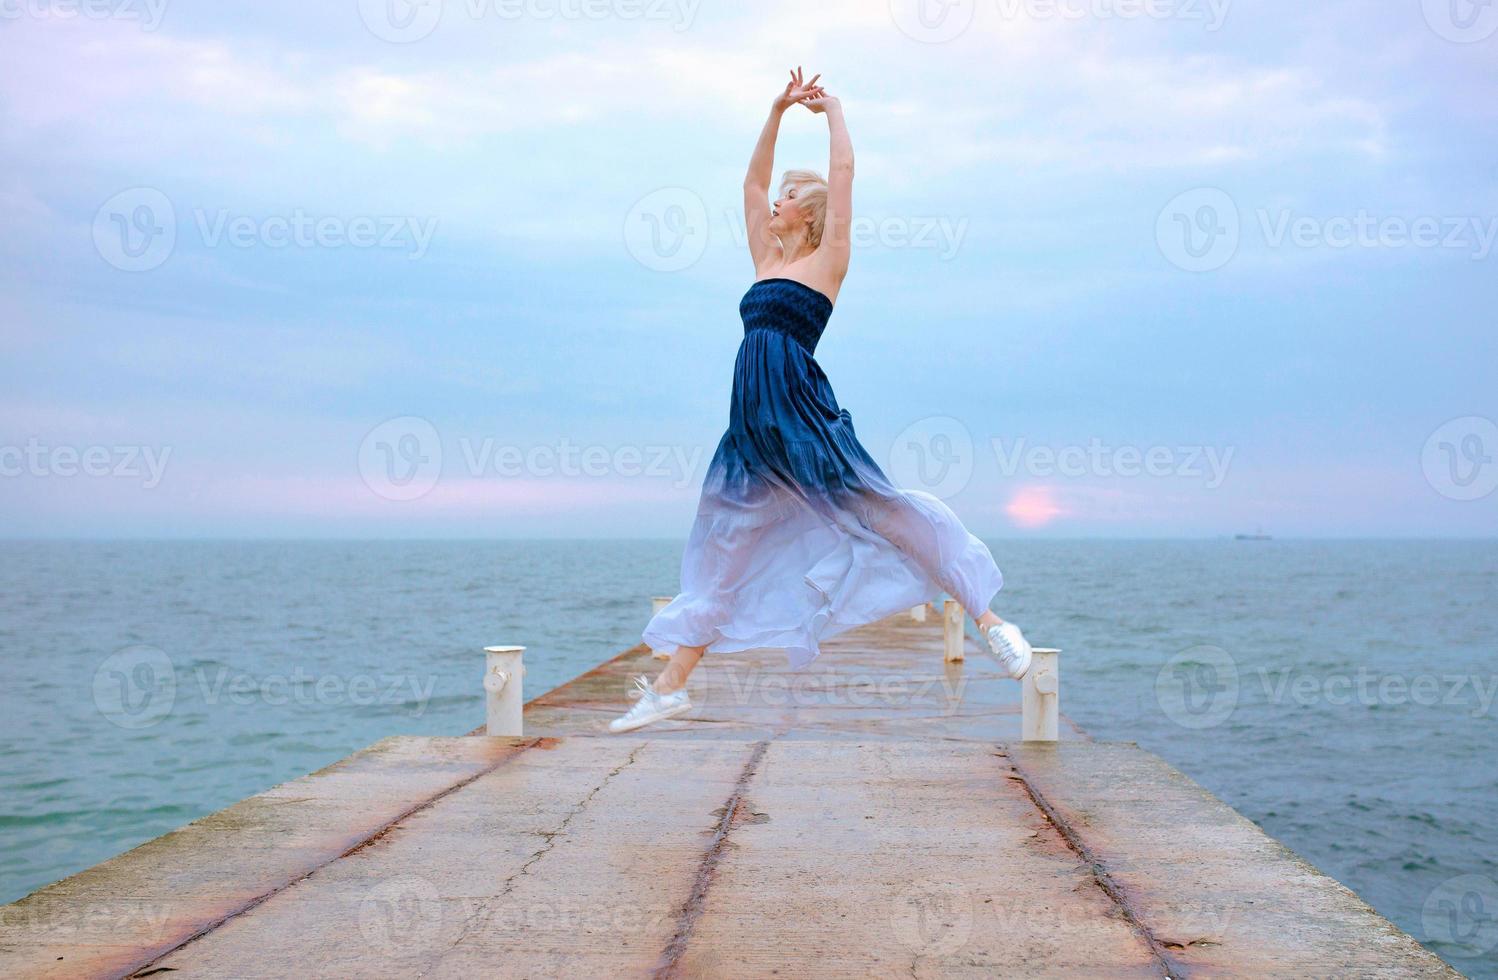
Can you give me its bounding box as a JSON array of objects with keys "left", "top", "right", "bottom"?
[
  {"left": 1002, "top": 747, "right": 1185, "bottom": 978},
  {"left": 654, "top": 739, "right": 772, "bottom": 979}
]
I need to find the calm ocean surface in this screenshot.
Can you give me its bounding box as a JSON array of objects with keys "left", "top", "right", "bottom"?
[{"left": 1, "top": 540, "right": 1494, "bottom": 974}]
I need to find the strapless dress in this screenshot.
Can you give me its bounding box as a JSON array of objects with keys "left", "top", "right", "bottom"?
[{"left": 643, "top": 278, "right": 1003, "bottom": 667}]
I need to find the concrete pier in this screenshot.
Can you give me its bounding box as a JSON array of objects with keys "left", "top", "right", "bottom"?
[{"left": 0, "top": 613, "right": 1459, "bottom": 978}]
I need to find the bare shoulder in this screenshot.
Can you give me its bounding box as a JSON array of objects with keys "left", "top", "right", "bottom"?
[
  {"left": 804, "top": 248, "right": 848, "bottom": 302},
  {"left": 752, "top": 252, "right": 785, "bottom": 280},
  {"left": 759, "top": 257, "right": 844, "bottom": 306}
]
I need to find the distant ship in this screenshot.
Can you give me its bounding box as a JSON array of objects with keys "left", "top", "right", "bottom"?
[{"left": 1235, "top": 526, "right": 1273, "bottom": 541}]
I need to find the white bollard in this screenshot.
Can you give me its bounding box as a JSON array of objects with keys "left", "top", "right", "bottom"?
[
  {"left": 942, "top": 599, "right": 964, "bottom": 663},
  {"left": 650, "top": 596, "right": 674, "bottom": 660},
  {"left": 910, "top": 603, "right": 928, "bottom": 623},
  {"left": 1022, "top": 648, "right": 1061, "bottom": 742},
  {"left": 483, "top": 645, "right": 525, "bottom": 736}
]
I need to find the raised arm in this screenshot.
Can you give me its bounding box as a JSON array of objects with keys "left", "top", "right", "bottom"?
[
  {"left": 745, "top": 68, "right": 821, "bottom": 270},
  {"left": 805, "top": 92, "right": 852, "bottom": 275}
]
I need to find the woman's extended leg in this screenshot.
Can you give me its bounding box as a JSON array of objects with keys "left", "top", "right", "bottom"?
[
  {"left": 653, "top": 644, "right": 705, "bottom": 694},
  {"left": 607, "top": 644, "right": 705, "bottom": 733},
  {"left": 848, "top": 488, "right": 1000, "bottom": 624},
  {"left": 850, "top": 488, "right": 1033, "bottom": 677}
]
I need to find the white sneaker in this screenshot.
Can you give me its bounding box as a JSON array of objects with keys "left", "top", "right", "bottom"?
[
  {"left": 608, "top": 676, "right": 692, "bottom": 733},
  {"left": 985, "top": 622, "right": 1033, "bottom": 680}
]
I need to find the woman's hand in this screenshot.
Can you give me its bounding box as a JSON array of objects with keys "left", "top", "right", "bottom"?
[
  {"left": 801, "top": 91, "right": 840, "bottom": 114},
  {"left": 773, "top": 66, "right": 824, "bottom": 112}
]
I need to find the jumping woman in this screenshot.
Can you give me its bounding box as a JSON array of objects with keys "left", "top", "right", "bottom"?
[{"left": 610, "top": 68, "right": 1033, "bottom": 733}]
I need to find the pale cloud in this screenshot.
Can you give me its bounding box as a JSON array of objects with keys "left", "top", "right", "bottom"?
[
  {"left": 322, "top": 33, "right": 1388, "bottom": 170},
  {"left": 325, "top": 46, "right": 791, "bottom": 148},
  {"left": 0, "top": 3, "right": 1395, "bottom": 271},
  {"left": 1, "top": 6, "right": 1388, "bottom": 172},
  {"left": 0, "top": 21, "right": 310, "bottom": 127}
]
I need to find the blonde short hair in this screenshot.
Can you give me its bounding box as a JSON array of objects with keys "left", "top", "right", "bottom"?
[{"left": 779, "top": 169, "right": 828, "bottom": 247}]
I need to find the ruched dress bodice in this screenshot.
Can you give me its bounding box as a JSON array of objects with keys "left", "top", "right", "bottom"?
[{"left": 739, "top": 278, "right": 833, "bottom": 354}]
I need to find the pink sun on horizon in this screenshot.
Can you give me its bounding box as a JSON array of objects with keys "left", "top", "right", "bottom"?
[{"left": 1005, "top": 486, "right": 1064, "bottom": 529}]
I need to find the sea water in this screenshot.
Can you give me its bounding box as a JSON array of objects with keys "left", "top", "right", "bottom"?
[{"left": 0, "top": 539, "right": 1493, "bottom": 975}]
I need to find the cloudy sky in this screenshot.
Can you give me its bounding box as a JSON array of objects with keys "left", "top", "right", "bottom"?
[{"left": 1, "top": 0, "right": 1495, "bottom": 537}]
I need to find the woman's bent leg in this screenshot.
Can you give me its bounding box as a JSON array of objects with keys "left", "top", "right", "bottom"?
[{"left": 653, "top": 644, "right": 705, "bottom": 695}]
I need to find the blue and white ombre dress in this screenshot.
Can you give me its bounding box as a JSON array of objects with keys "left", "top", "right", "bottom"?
[{"left": 643, "top": 278, "right": 1004, "bottom": 668}]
